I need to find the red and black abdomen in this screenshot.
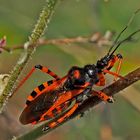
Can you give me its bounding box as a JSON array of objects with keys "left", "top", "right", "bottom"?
[
  {"left": 19, "top": 77, "right": 68, "bottom": 125},
  {"left": 19, "top": 90, "right": 58, "bottom": 125}
]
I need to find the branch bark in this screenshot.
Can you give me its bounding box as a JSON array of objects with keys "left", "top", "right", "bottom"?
[{"left": 15, "top": 67, "right": 140, "bottom": 140}]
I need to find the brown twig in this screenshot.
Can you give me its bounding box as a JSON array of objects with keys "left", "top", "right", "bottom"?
[
  {"left": 2, "top": 31, "right": 113, "bottom": 53},
  {"left": 16, "top": 67, "right": 140, "bottom": 140}
]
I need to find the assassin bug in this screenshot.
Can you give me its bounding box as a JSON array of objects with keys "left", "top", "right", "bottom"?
[{"left": 16, "top": 9, "right": 140, "bottom": 131}]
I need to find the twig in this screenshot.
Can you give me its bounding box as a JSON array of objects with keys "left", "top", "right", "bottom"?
[
  {"left": 15, "top": 67, "right": 140, "bottom": 140},
  {"left": 0, "top": 0, "right": 58, "bottom": 112},
  {"left": 1, "top": 31, "right": 114, "bottom": 52}
]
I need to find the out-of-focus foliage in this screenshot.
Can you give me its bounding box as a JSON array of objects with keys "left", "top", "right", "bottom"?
[{"left": 0, "top": 0, "right": 140, "bottom": 140}]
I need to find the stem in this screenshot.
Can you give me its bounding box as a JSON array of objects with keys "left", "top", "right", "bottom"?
[
  {"left": 0, "top": 0, "right": 58, "bottom": 113},
  {"left": 15, "top": 67, "right": 140, "bottom": 140},
  {"left": 2, "top": 31, "right": 114, "bottom": 52}
]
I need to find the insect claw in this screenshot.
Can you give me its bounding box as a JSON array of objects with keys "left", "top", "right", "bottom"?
[
  {"left": 35, "top": 64, "right": 42, "bottom": 69},
  {"left": 107, "top": 96, "right": 115, "bottom": 103},
  {"left": 42, "top": 126, "right": 50, "bottom": 132}
]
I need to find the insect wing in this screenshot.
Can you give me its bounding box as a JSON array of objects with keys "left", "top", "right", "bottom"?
[{"left": 20, "top": 89, "right": 63, "bottom": 124}]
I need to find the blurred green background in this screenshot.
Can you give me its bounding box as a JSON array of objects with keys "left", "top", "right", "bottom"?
[{"left": 0, "top": 0, "right": 140, "bottom": 140}]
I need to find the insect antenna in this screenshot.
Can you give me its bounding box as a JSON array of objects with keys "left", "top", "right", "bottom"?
[
  {"left": 107, "top": 8, "right": 140, "bottom": 56},
  {"left": 110, "top": 28, "right": 140, "bottom": 56}
]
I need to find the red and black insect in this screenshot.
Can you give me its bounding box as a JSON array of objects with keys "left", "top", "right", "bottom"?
[{"left": 16, "top": 10, "right": 140, "bottom": 131}]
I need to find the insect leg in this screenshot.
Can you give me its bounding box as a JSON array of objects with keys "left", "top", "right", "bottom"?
[
  {"left": 114, "top": 54, "right": 123, "bottom": 81},
  {"left": 92, "top": 90, "right": 114, "bottom": 103},
  {"left": 34, "top": 65, "right": 60, "bottom": 80},
  {"left": 102, "top": 69, "right": 124, "bottom": 79},
  {"left": 43, "top": 103, "right": 79, "bottom": 131},
  {"left": 14, "top": 65, "right": 60, "bottom": 93},
  {"left": 96, "top": 72, "right": 105, "bottom": 86},
  {"left": 57, "top": 103, "right": 78, "bottom": 123},
  {"left": 105, "top": 54, "right": 123, "bottom": 80}
]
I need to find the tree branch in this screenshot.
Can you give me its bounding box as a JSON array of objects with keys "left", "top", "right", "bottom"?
[{"left": 15, "top": 67, "right": 140, "bottom": 140}]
